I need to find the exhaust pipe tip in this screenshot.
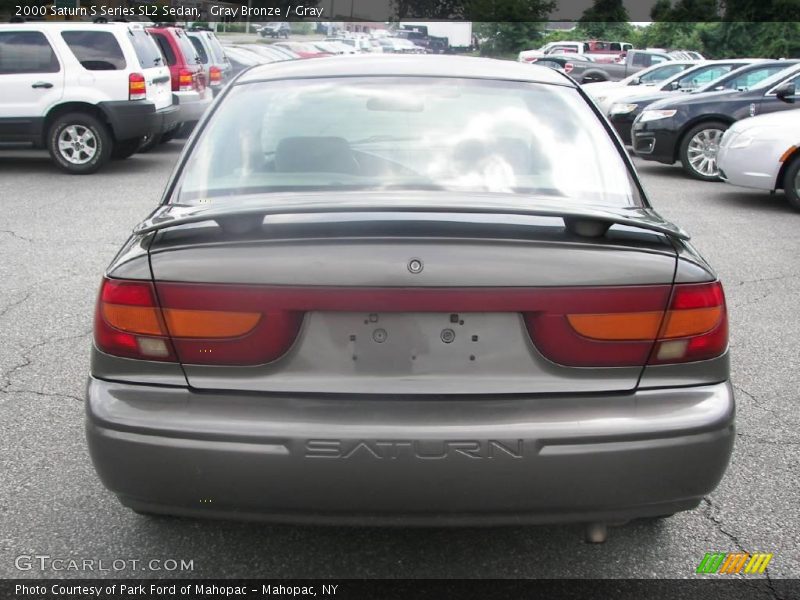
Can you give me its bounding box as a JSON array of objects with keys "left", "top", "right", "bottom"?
[{"left": 584, "top": 522, "right": 608, "bottom": 543}]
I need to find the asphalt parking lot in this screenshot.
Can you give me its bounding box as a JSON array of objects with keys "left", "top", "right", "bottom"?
[{"left": 0, "top": 142, "right": 798, "bottom": 580}]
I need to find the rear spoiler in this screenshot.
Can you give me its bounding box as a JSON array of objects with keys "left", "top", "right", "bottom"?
[{"left": 134, "top": 199, "right": 690, "bottom": 241}]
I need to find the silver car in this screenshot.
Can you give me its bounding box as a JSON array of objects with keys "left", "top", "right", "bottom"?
[
  {"left": 86, "top": 56, "right": 734, "bottom": 542},
  {"left": 718, "top": 109, "right": 800, "bottom": 211}
]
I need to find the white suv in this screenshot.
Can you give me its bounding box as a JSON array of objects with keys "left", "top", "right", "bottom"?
[{"left": 0, "top": 22, "right": 179, "bottom": 174}]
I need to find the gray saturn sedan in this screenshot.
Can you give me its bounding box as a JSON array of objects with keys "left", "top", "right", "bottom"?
[{"left": 86, "top": 55, "right": 734, "bottom": 542}]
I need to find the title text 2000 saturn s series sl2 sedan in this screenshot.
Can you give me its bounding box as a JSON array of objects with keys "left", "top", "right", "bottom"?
[{"left": 86, "top": 56, "right": 734, "bottom": 542}]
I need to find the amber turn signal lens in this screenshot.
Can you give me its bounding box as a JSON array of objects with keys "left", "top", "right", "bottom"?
[
  {"left": 566, "top": 311, "right": 663, "bottom": 341},
  {"left": 162, "top": 308, "right": 261, "bottom": 338},
  {"left": 659, "top": 306, "right": 722, "bottom": 338},
  {"left": 102, "top": 304, "right": 166, "bottom": 336}
]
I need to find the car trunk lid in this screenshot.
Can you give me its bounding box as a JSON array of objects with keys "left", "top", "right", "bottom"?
[{"left": 144, "top": 199, "right": 682, "bottom": 395}]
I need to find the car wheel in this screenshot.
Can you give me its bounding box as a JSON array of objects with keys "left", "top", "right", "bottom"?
[
  {"left": 110, "top": 137, "right": 143, "bottom": 160},
  {"left": 680, "top": 121, "right": 728, "bottom": 181},
  {"left": 47, "top": 112, "right": 111, "bottom": 174},
  {"left": 137, "top": 132, "right": 161, "bottom": 153},
  {"left": 783, "top": 156, "right": 800, "bottom": 212}
]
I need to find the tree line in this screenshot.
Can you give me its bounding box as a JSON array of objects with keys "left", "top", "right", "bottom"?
[{"left": 475, "top": 0, "right": 800, "bottom": 59}]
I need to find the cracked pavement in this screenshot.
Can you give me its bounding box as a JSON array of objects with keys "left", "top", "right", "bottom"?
[{"left": 0, "top": 146, "right": 798, "bottom": 581}]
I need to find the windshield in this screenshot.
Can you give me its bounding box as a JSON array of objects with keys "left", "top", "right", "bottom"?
[
  {"left": 672, "top": 64, "right": 737, "bottom": 91},
  {"left": 752, "top": 64, "right": 800, "bottom": 90},
  {"left": 175, "top": 77, "right": 638, "bottom": 208},
  {"left": 637, "top": 63, "right": 691, "bottom": 85},
  {"left": 699, "top": 64, "right": 795, "bottom": 92}
]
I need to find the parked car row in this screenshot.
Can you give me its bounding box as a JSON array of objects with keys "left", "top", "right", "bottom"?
[
  {"left": 528, "top": 49, "right": 676, "bottom": 85},
  {"left": 0, "top": 21, "right": 222, "bottom": 173},
  {"left": 574, "top": 56, "right": 800, "bottom": 209}
]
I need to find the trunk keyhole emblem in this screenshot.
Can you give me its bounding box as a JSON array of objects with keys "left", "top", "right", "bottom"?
[{"left": 408, "top": 258, "right": 423, "bottom": 274}]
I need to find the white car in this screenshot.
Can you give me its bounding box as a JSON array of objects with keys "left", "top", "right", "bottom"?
[
  {"left": 0, "top": 22, "right": 177, "bottom": 173},
  {"left": 717, "top": 109, "right": 800, "bottom": 210},
  {"left": 585, "top": 61, "right": 700, "bottom": 112}
]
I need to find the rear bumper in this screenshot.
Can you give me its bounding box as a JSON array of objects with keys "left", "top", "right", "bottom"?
[
  {"left": 98, "top": 101, "right": 180, "bottom": 141},
  {"left": 86, "top": 378, "right": 735, "bottom": 525},
  {"left": 172, "top": 90, "right": 213, "bottom": 124}
]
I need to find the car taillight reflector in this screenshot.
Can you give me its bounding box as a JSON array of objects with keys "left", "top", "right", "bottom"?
[
  {"left": 209, "top": 66, "right": 222, "bottom": 86},
  {"left": 178, "top": 68, "right": 193, "bottom": 92},
  {"left": 128, "top": 73, "right": 146, "bottom": 100}
]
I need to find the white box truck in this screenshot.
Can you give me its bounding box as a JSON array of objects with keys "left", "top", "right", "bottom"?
[{"left": 399, "top": 22, "right": 473, "bottom": 52}]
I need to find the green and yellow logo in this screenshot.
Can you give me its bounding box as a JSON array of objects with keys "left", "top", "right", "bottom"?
[{"left": 696, "top": 552, "right": 773, "bottom": 574}]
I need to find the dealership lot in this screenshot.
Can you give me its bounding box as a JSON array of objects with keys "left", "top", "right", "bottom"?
[{"left": 0, "top": 144, "right": 798, "bottom": 579}]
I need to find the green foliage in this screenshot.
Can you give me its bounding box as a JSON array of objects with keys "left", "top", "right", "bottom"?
[
  {"left": 576, "top": 21, "right": 636, "bottom": 41},
  {"left": 699, "top": 21, "right": 800, "bottom": 58},
  {"left": 476, "top": 20, "right": 800, "bottom": 59},
  {"left": 474, "top": 21, "right": 551, "bottom": 56},
  {"left": 290, "top": 22, "right": 314, "bottom": 35},
  {"left": 579, "top": 0, "right": 628, "bottom": 26},
  {"left": 393, "top": 0, "right": 555, "bottom": 20}
]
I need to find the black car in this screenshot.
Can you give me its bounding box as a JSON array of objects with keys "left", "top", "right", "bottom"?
[
  {"left": 260, "top": 22, "right": 290, "bottom": 39},
  {"left": 632, "top": 64, "right": 800, "bottom": 180},
  {"left": 608, "top": 60, "right": 756, "bottom": 144}
]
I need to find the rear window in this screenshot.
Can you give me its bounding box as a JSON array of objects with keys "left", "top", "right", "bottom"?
[
  {"left": 128, "top": 28, "right": 162, "bottom": 68},
  {"left": 174, "top": 31, "right": 200, "bottom": 65},
  {"left": 0, "top": 30, "right": 59, "bottom": 74},
  {"left": 677, "top": 64, "right": 734, "bottom": 90},
  {"left": 61, "top": 31, "right": 125, "bottom": 71},
  {"left": 205, "top": 33, "right": 227, "bottom": 64},
  {"left": 151, "top": 32, "right": 175, "bottom": 66},
  {"left": 719, "top": 65, "right": 791, "bottom": 91},
  {"left": 639, "top": 63, "right": 687, "bottom": 84},
  {"left": 189, "top": 36, "right": 208, "bottom": 64},
  {"left": 177, "top": 77, "right": 638, "bottom": 208}
]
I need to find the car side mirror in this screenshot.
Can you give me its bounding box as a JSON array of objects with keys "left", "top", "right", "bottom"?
[
  {"left": 631, "top": 76, "right": 641, "bottom": 86},
  {"left": 775, "top": 82, "right": 796, "bottom": 103},
  {"left": 669, "top": 81, "right": 680, "bottom": 91}
]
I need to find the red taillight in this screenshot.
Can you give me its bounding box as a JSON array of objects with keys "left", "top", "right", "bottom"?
[
  {"left": 128, "top": 73, "right": 146, "bottom": 101},
  {"left": 649, "top": 281, "right": 728, "bottom": 364},
  {"left": 209, "top": 65, "right": 222, "bottom": 86},
  {"left": 94, "top": 278, "right": 176, "bottom": 361},
  {"left": 94, "top": 278, "right": 302, "bottom": 366},
  {"left": 525, "top": 281, "right": 727, "bottom": 367},
  {"left": 94, "top": 279, "right": 727, "bottom": 368},
  {"left": 564, "top": 62, "right": 574, "bottom": 74},
  {"left": 177, "top": 68, "right": 193, "bottom": 92}
]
